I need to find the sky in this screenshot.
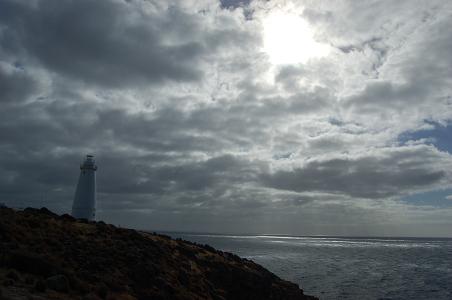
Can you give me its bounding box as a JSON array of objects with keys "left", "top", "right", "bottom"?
[{"left": 1, "top": 0, "right": 452, "bottom": 237}]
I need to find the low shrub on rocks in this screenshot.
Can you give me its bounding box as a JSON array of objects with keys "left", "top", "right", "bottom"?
[{"left": 0, "top": 207, "right": 317, "bottom": 300}]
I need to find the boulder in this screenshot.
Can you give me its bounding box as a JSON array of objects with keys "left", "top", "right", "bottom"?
[{"left": 45, "top": 275, "right": 69, "bottom": 293}]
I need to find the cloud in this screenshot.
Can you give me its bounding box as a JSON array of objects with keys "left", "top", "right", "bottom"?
[
  {"left": 0, "top": 62, "right": 37, "bottom": 103},
  {"left": 0, "top": 0, "right": 452, "bottom": 235},
  {"left": 0, "top": 0, "right": 258, "bottom": 88},
  {"left": 261, "top": 145, "right": 451, "bottom": 199},
  {"left": 8, "top": 0, "right": 203, "bottom": 86}
]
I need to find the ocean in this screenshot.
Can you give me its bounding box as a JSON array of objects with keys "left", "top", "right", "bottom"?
[{"left": 167, "top": 233, "right": 452, "bottom": 300}]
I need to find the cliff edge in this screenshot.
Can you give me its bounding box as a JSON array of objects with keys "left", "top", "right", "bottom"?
[{"left": 0, "top": 207, "right": 317, "bottom": 300}]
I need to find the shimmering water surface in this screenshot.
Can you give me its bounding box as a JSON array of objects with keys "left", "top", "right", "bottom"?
[{"left": 168, "top": 233, "right": 452, "bottom": 300}]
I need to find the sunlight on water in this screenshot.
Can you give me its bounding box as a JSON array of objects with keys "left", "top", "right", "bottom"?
[{"left": 170, "top": 233, "right": 452, "bottom": 300}]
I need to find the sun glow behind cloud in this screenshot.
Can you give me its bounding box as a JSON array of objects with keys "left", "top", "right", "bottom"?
[{"left": 262, "top": 10, "right": 331, "bottom": 65}]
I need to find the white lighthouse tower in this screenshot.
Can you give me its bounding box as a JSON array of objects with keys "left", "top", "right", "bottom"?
[{"left": 72, "top": 155, "right": 97, "bottom": 220}]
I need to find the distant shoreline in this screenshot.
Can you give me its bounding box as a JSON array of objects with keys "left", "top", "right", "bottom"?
[{"left": 157, "top": 230, "right": 452, "bottom": 241}]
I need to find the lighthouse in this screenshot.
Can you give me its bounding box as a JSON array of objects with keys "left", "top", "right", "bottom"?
[{"left": 72, "top": 155, "right": 97, "bottom": 220}]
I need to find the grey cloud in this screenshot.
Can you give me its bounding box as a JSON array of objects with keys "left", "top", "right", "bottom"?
[
  {"left": 0, "top": 0, "right": 205, "bottom": 87},
  {"left": 261, "top": 145, "right": 450, "bottom": 199},
  {"left": 344, "top": 80, "right": 429, "bottom": 111},
  {"left": 344, "top": 9, "right": 452, "bottom": 112},
  {"left": 0, "top": 97, "right": 262, "bottom": 199},
  {"left": 99, "top": 153, "right": 257, "bottom": 195},
  {"left": 220, "top": 0, "right": 251, "bottom": 9},
  {"left": 340, "top": 1, "right": 452, "bottom": 126},
  {"left": 0, "top": 63, "right": 37, "bottom": 103}
]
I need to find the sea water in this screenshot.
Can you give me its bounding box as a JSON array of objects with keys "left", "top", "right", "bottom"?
[{"left": 168, "top": 233, "right": 452, "bottom": 300}]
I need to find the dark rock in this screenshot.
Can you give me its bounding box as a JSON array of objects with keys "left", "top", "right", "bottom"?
[
  {"left": 8, "top": 251, "right": 59, "bottom": 277},
  {"left": 6, "top": 270, "right": 19, "bottom": 281},
  {"left": 2, "top": 280, "right": 13, "bottom": 287},
  {"left": 23, "top": 207, "right": 58, "bottom": 219},
  {"left": 39, "top": 207, "right": 59, "bottom": 218},
  {"left": 68, "top": 276, "right": 89, "bottom": 294},
  {"left": 0, "top": 207, "right": 318, "bottom": 300},
  {"left": 35, "top": 279, "right": 47, "bottom": 293},
  {"left": 95, "top": 283, "right": 108, "bottom": 299},
  {"left": 0, "top": 288, "right": 6, "bottom": 300},
  {"left": 82, "top": 293, "right": 102, "bottom": 300},
  {"left": 27, "top": 296, "right": 45, "bottom": 300},
  {"left": 45, "top": 275, "right": 69, "bottom": 293},
  {"left": 24, "top": 276, "right": 34, "bottom": 285},
  {"left": 60, "top": 214, "right": 76, "bottom": 222},
  {"left": 34, "top": 280, "right": 46, "bottom": 293}
]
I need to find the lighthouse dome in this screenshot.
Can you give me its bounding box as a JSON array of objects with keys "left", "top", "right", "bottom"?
[{"left": 80, "top": 155, "right": 97, "bottom": 170}]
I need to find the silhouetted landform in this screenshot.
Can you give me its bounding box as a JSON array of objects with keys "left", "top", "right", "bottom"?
[{"left": 0, "top": 207, "right": 317, "bottom": 300}]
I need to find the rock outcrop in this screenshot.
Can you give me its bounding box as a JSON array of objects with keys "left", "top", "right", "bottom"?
[{"left": 0, "top": 207, "right": 317, "bottom": 300}]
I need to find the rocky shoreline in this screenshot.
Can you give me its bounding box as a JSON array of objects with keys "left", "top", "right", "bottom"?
[{"left": 0, "top": 207, "right": 317, "bottom": 300}]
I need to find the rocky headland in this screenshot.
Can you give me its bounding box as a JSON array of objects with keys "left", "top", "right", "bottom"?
[{"left": 0, "top": 207, "right": 317, "bottom": 300}]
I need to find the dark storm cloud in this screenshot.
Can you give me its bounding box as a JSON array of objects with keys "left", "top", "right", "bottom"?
[
  {"left": 98, "top": 153, "right": 257, "bottom": 195},
  {"left": 0, "top": 97, "right": 263, "bottom": 206},
  {"left": 0, "top": 0, "right": 205, "bottom": 87},
  {"left": 0, "top": 64, "right": 37, "bottom": 103},
  {"left": 261, "top": 145, "right": 448, "bottom": 199}
]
